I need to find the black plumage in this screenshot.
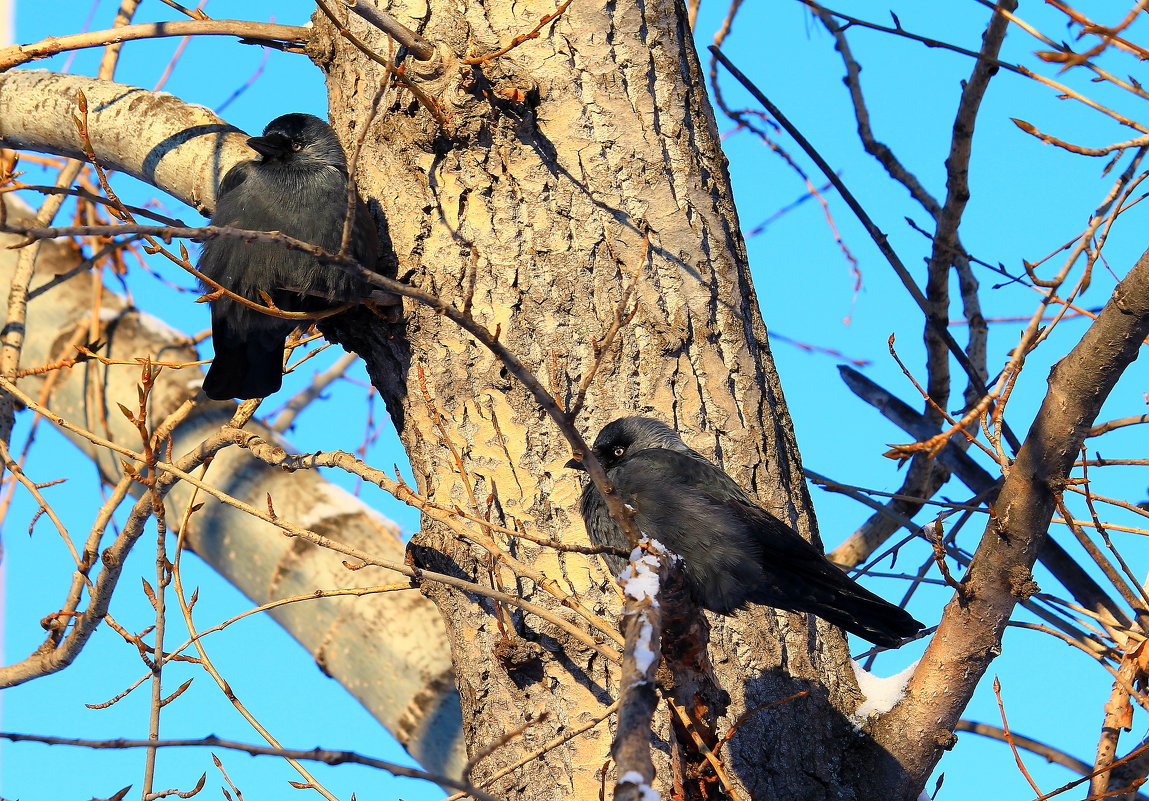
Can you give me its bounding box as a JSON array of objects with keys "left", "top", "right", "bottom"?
[
  {"left": 569, "top": 417, "right": 924, "bottom": 648},
  {"left": 198, "top": 113, "right": 378, "bottom": 400}
]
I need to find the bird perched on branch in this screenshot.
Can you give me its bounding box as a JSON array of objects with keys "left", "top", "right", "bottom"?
[
  {"left": 198, "top": 113, "right": 384, "bottom": 401},
  {"left": 568, "top": 417, "right": 924, "bottom": 648}
]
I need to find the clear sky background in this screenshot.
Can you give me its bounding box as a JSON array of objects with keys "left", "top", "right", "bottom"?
[{"left": 3, "top": 1, "right": 1147, "bottom": 799}]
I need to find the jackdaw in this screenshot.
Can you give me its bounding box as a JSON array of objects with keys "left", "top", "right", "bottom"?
[
  {"left": 198, "top": 113, "right": 380, "bottom": 400},
  {"left": 568, "top": 416, "right": 924, "bottom": 648}
]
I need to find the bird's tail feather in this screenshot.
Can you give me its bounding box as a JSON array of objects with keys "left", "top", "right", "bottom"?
[
  {"left": 806, "top": 582, "right": 923, "bottom": 648},
  {"left": 203, "top": 332, "right": 285, "bottom": 401}
]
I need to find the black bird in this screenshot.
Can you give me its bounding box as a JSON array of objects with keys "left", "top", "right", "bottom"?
[
  {"left": 568, "top": 417, "right": 924, "bottom": 648},
  {"left": 198, "top": 113, "right": 379, "bottom": 400}
]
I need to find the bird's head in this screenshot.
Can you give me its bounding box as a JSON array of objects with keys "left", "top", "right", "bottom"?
[
  {"left": 565, "top": 416, "right": 688, "bottom": 471},
  {"left": 247, "top": 113, "right": 347, "bottom": 170}
]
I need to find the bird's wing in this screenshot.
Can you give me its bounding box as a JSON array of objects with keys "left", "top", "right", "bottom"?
[
  {"left": 615, "top": 447, "right": 820, "bottom": 559},
  {"left": 612, "top": 448, "right": 840, "bottom": 593},
  {"left": 610, "top": 448, "right": 922, "bottom": 643},
  {"left": 217, "top": 159, "right": 253, "bottom": 199}
]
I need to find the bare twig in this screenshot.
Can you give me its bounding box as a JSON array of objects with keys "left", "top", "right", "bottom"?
[
  {"left": 1092, "top": 652, "right": 1142, "bottom": 797},
  {"left": 441, "top": 701, "right": 621, "bottom": 800},
  {"left": 569, "top": 258, "right": 641, "bottom": 420},
  {"left": 955, "top": 720, "right": 1138, "bottom": 789},
  {"left": 872, "top": 246, "right": 1149, "bottom": 795},
  {"left": 225, "top": 426, "right": 628, "bottom": 646},
  {"left": 0, "top": 372, "right": 623, "bottom": 669},
  {"left": 1011, "top": 120, "right": 1149, "bottom": 157},
  {"left": 462, "top": 712, "right": 550, "bottom": 784},
  {"left": 993, "top": 676, "right": 1043, "bottom": 795},
  {"left": 270, "top": 351, "right": 360, "bottom": 432},
  {"left": 667, "top": 699, "right": 746, "bottom": 801},
  {"left": 313, "top": 0, "right": 447, "bottom": 127},
  {"left": 171, "top": 479, "right": 341, "bottom": 801},
  {"left": 0, "top": 732, "right": 500, "bottom": 801},
  {"left": 0, "top": 219, "right": 363, "bottom": 319},
  {"left": 1089, "top": 415, "right": 1149, "bottom": 438},
  {"left": 709, "top": 45, "right": 1017, "bottom": 449},
  {"left": 0, "top": 20, "right": 309, "bottom": 70},
  {"left": 342, "top": 0, "right": 435, "bottom": 60}
]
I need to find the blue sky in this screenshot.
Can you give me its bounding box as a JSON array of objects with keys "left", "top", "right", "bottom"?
[{"left": 4, "top": 1, "right": 1148, "bottom": 799}]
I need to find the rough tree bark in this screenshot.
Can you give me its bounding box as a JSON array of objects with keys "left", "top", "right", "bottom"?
[{"left": 311, "top": 1, "right": 878, "bottom": 798}]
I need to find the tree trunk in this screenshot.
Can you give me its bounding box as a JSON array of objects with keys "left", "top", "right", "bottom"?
[{"left": 315, "top": 0, "right": 874, "bottom": 797}]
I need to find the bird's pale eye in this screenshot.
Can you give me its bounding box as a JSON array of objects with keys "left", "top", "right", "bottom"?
[
  {"left": 291, "top": 141, "right": 303, "bottom": 152},
  {"left": 612, "top": 446, "right": 625, "bottom": 457}
]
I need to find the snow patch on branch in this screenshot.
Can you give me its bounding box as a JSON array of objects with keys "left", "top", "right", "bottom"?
[
  {"left": 617, "top": 535, "right": 673, "bottom": 604},
  {"left": 632, "top": 619, "right": 656, "bottom": 677},
  {"left": 618, "top": 536, "right": 676, "bottom": 684},
  {"left": 618, "top": 770, "right": 661, "bottom": 801},
  {"left": 850, "top": 659, "right": 920, "bottom": 723}
]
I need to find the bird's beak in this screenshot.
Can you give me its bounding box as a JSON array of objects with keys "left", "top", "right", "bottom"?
[
  {"left": 247, "top": 132, "right": 293, "bottom": 159},
  {"left": 564, "top": 458, "right": 586, "bottom": 471}
]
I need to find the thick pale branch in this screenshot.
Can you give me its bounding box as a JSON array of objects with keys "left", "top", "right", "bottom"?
[
  {"left": 0, "top": 71, "right": 249, "bottom": 213},
  {"left": 0, "top": 199, "right": 464, "bottom": 776}
]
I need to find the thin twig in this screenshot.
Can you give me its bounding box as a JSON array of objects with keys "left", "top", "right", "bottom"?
[
  {"left": 0, "top": 732, "right": 501, "bottom": 801},
  {"left": 709, "top": 45, "right": 1019, "bottom": 450},
  {"left": 0, "top": 20, "right": 309, "bottom": 70},
  {"left": 462, "top": 0, "right": 573, "bottom": 65},
  {"left": 993, "top": 675, "right": 1043, "bottom": 795},
  {"left": 0, "top": 373, "right": 623, "bottom": 666},
  {"left": 270, "top": 351, "right": 360, "bottom": 433},
  {"left": 171, "top": 475, "right": 342, "bottom": 801},
  {"left": 462, "top": 712, "right": 550, "bottom": 784},
  {"left": 342, "top": 0, "right": 435, "bottom": 60}
]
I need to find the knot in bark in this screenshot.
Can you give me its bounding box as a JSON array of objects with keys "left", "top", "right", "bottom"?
[
  {"left": 935, "top": 729, "right": 959, "bottom": 750},
  {"left": 1006, "top": 566, "right": 1039, "bottom": 600}
]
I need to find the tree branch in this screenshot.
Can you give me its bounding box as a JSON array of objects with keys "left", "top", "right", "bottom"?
[
  {"left": 612, "top": 540, "right": 671, "bottom": 801},
  {"left": 0, "top": 20, "right": 309, "bottom": 71},
  {"left": 0, "top": 732, "right": 498, "bottom": 801},
  {"left": 0, "top": 71, "right": 249, "bottom": 214},
  {"left": 835, "top": 365, "right": 1130, "bottom": 631},
  {"left": 0, "top": 199, "right": 465, "bottom": 776},
  {"left": 341, "top": 0, "right": 436, "bottom": 60},
  {"left": 954, "top": 719, "right": 1149, "bottom": 800},
  {"left": 870, "top": 247, "right": 1149, "bottom": 797},
  {"left": 709, "top": 46, "right": 1016, "bottom": 448}
]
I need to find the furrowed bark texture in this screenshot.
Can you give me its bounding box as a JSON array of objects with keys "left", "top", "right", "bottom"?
[
  {"left": 0, "top": 197, "right": 463, "bottom": 776},
  {"left": 315, "top": 1, "right": 870, "bottom": 798},
  {"left": 869, "top": 248, "right": 1149, "bottom": 798}
]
